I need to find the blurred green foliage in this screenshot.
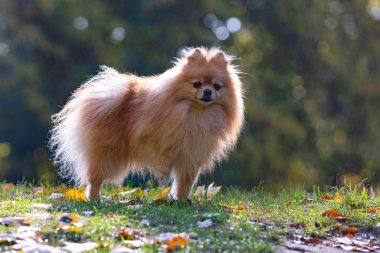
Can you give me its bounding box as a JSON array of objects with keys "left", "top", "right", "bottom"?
[{"left": 0, "top": 0, "right": 379, "bottom": 188}]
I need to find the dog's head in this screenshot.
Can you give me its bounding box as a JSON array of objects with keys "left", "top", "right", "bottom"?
[{"left": 174, "top": 47, "right": 239, "bottom": 107}]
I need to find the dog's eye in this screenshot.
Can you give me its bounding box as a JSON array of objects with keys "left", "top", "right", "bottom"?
[
  {"left": 213, "top": 83, "right": 221, "bottom": 91},
  {"left": 193, "top": 81, "right": 202, "bottom": 88}
]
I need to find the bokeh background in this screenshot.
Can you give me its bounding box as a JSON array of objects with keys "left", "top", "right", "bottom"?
[{"left": 1, "top": 0, "right": 380, "bottom": 189}]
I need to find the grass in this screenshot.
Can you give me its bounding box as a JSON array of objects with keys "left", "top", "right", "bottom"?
[{"left": 1, "top": 182, "right": 380, "bottom": 252}]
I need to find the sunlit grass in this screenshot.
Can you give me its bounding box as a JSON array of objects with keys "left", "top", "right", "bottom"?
[{"left": 0, "top": 182, "right": 379, "bottom": 252}]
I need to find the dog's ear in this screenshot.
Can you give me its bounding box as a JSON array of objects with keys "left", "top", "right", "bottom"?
[
  {"left": 187, "top": 48, "right": 206, "bottom": 64},
  {"left": 211, "top": 51, "right": 228, "bottom": 67}
]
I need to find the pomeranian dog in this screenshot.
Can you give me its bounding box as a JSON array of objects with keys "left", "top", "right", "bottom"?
[{"left": 50, "top": 47, "right": 244, "bottom": 201}]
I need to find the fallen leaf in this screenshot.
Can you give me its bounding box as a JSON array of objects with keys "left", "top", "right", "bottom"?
[
  {"left": 360, "top": 208, "right": 380, "bottom": 214},
  {"left": 219, "top": 203, "right": 246, "bottom": 211},
  {"left": 301, "top": 236, "right": 322, "bottom": 245},
  {"left": 193, "top": 183, "right": 221, "bottom": 200},
  {"left": 48, "top": 193, "right": 64, "bottom": 200},
  {"left": 0, "top": 217, "right": 31, "bottom": 226},
  {"left": 193, "top": 185, "right": 205, "bottom": 197},
  {"left": 119, "top": 188, "right": 141, "bottom": 197},
  {"left": 62, "top": 241, "right": 99, "bottom": 252},
  {"left": 236, "top": 204, "right": 246, "bottom": 210},
  {"left": 336, "top": 193, "right": 344, "bottom": 203},
  {"left": 0, "top": 235, "right": 18, "bottom": 245},
  {"left": 64, "top": 188, "right": 87, "bottom": 202},
  {"left": 13, "top": 238, "right": 62, "bottom": 253},
  {"left": 196, "top": 219, "right": 213, "bottom": 228},
  {"left": 154, "top": 187, "right": 170, "bottom": 200},
  {"left": 59, "top": 213, "right": 81, "bottom": 224},
  {"left": 42, "top": 184, "right": 67, "bottom": 196},
  {"left": 124, "top": 240, "right": 146, "bottom": 248},
  {"left": 335, "top": 216, "right": 352, "bottom": 222},
  {"left": 141, "top": 219, "right": 150, "bottom": 226},
  {"left": 343, "top": 227, "right": 359, "bottom": 234},
  {"left": 31, "top": 203, "right": 52, "bottom": 209},
  {"left": 335, "top": 236, "right": 353, "bottom": 245},
  {"left": 120, "top": 198, "right": 141, "bottom": 206},
  {"left": 321, "top": 194, "right": 333, "bottom": 201},
  {"left": 206, "top": 183, "right": 222, "bottom": 199},
  {"left": 58, "top": 213, "right": 84, "bottom": 232},
  {"left": 119, "top": 230, "right": 142, "bottom": 239},
  {"left": 145, "top": 232, "right": 188, "bottom": 244},
  {"left": 2, "top": 183, "right": 14, "bottom": 192},
  {"left": 118, "top": 188, "right": 148, "bottom": 199},
  {"left": 322, "top": 209, "right": 344, "bottom": 218},
  {"left": 166, "top": 236, "right": 188, "bottom": 250}
]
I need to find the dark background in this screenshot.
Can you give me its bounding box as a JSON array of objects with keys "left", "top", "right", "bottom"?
[{"left": 1, "top": 0, "right": 380, "bottom": 189}]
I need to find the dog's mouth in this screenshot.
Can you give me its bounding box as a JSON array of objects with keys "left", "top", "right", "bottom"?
[{"left": 200, "top": 97, "right": 213, "bottom": 103}]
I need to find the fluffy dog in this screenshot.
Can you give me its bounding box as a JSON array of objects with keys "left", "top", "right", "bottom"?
[{"left": 50, "top": 47, "right": 244, "bottom": 201}]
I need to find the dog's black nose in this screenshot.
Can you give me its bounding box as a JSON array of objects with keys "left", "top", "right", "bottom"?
[
  {"left": 203, "top": 89, "right": 212, "bottom": 97},
  {"left": 201, "top": 89, "right": 213, "bottom": 102}
]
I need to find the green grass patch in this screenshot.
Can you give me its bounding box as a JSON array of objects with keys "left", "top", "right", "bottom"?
[{"left": 0, "top": 182, "right": 379, "bottom": 252}]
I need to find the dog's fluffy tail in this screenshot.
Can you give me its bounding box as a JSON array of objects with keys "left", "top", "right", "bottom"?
[{"left": 49, "top": 66, "right": 127, "bottom": 185}]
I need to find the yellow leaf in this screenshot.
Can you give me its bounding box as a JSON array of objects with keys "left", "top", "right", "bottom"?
[
  {"left": 193, "top": 185, "right": 205, "bottom": 197},
  {"left": 59, "top": 213, "right": 81, "bottom": 224},
  {"left": 154, "top": 187, "right": 170, "bottom": 200},
  {"left": 64, "top": 189, "right": 87, "bottom": 202},
  {"left": 67, "top": 226, "right": 84, "bottom": 232},
  {"left": 166, "top": 236, "right": 188, "bottom": 250},
  {"left": 335, "top": 193, "right": 344, "bottom": 203},
  {"left": 193, "top": 183, "right": 221, "bottom": 200}
]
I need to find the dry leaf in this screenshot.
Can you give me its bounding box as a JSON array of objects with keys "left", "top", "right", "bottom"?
[
  {"left": 193, "top": 183, "right": 221, "bottom": 200},
  {"left": 360, "top": 208, "right": 380, "bottom": 214},
  {"left": 119, "top": 230, "right": 141, "bottom": 239},
  {"left": 48, "top": 193, "right": 64, "bottom": 200},
  {"left": 343, "top": 227, "right": 359, "bottom": 234},
  {"left": 166, "top": 236, "right": 188, "bottom": 250},
  {"left": 193, "top": 185, "right": 205, "bottom": 196},
  {"left": 58, "top": 213, "right": 84, "bottom": 232},
  {"left": 2, "top": 183, "right": 14, "bottom": 192},
  {"left": 31, "top": 203, "right": 52, "bottom": 209},
  {"left": 119, "top": 188, "right": 141, "bottom": 197},
  {"left": 206, "top": 183, "right": 222, "bottom": 199},
  {"left": 0, "top": 217, "right": 31, "bottom": 226},
  {"left": 124, "top": 240, "right": 146, "bottom": 248},
  {"left": 219, "top": 203, "right": 246, "bottom": 211},
  {"left": 120, "top": 198, "right": 141, "bottom": 206},
  {"left": 145, "top": 232, "right": 188, "bottom": 246},
  {"left": 321, "top": 194, "right": 333, "bottom": 201},
  {"left": 336, "top": 193, "right": 344, "bottom": 203},
  {"left": 154, "top": 187, "right": 170, "bottom": 200},
  {"left": 322, "top": 209, "right": 344, "bottom": 218},
  {"left": 59, "top": 213, "right": 81, "bottom": 224},
  {"left": 301, "top": 236, "right": 322, "bottom": 245},
  {"left": 13, "top": 239, "right": 62, "bottom": 253},
  {"left": 62, "top": 241, "right": 99, "bottom": 252},
  {"left": 64, "top": 189, "right": 87, "bottom": 202},
  {"left": 196, "top": 219, "right": 213, "bottom": 228}
]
